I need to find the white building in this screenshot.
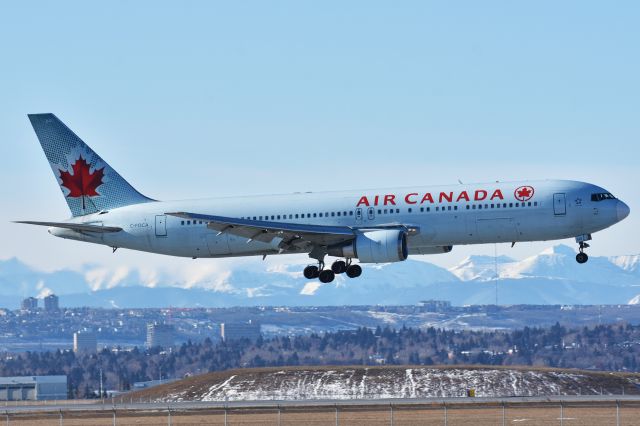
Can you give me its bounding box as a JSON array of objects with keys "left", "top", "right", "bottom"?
[{"left": 0, "top": 376, "right": 67, "bottom": 401}]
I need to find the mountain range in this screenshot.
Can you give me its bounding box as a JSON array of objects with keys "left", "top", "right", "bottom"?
[{"left": 1, "top": 245, "right": 639, "bottom": 308}]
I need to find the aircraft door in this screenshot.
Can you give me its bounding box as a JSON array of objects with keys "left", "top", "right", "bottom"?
[
  {"left": 155, "top": 215, "right": 167, "bottom": 236},
  {"left": 355, "top": 208, "right": 363, "bottom": 223},
  {"left": 553, "top": 193, "right": 566, "bottom": 216},
  {"left": 367, "top": 207, "right": 375, "bottom": 221}
]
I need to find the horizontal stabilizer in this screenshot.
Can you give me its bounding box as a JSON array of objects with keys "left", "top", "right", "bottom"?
[{"left": 14, "top": 221, "right": 123, "bottom": 233}]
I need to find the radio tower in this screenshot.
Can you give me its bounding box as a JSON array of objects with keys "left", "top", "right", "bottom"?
[{"left": 494, "top": 244, "right": 499, "bottom": 306}]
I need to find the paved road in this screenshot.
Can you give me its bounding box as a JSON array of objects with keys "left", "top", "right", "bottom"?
[{"left": 3, "top": 394, "right": 640, "bottom": 414}]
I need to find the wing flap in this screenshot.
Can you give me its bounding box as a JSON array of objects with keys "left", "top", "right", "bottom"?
[{"left": 166, "top": 212, "right": 355, "bottom": 249}]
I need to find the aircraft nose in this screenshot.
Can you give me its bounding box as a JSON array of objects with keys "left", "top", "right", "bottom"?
[{"left": 617, "top": 201, "right": 630, "bottom": 222}]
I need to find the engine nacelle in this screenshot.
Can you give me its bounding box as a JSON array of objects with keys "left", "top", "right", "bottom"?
[{"left": 328, "top": 229, "right": 408, "bottom": 263}]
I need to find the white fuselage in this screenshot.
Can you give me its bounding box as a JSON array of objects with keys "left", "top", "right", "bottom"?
[{"left": 50, "top": 179, "right": 628, "bottom": 261}]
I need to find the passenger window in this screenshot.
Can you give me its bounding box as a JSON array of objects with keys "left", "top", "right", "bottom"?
[
  {"left": 408, "top": 208, "right": 412, "bottom": 213},
  {"left": 472, "top": 205, "right": 476, "bottom": 209},
  {"left": 534, "top": 202, "right": 538, "bottom": 206},
  {"left": 509, "top": 203, "right": 513, "bottom": 208},
  {"left": 384, "top": 209, "right": 388, "bottom": 214},
  {"left": 454, "top": 206, "right": 458, "bottom": 211},
  {"left": 427, "top": 207, "right": 431, "bottom": 212},
  {"left": 515, "top": 203, "right": 519, "bottom": 207},
  {"left": 313, "top": 213, "right": 316, "bottom": 218},
  {"left": 448, "top": 206, "right": 452, "bottom": 211},
  {"left": 349, "top": 211, "right": 353, "bottom": 216},
  {"left": 319, "top": 213, "right": 323, "bottom": 217},
  {"left": 491, "top": 204, "right": 494, "bottom": 208},
  {"left": 337, "top": 212, "right": 341, "bottom": 216},
  {"left": 331, "top": 212, "right": 335, "bottom": 217},
  {"left": 307, "top": 214, "right": 311, "bottom": 218},
  {"left": 295, "top": 214, "right": 299, "bottom": 219},
  {"left": 436, "top": 207, "right": 439, "bottom": 211},
  {"left": 466, "top": 205, "right": 470, "bottom": 210},
  {"left": 420, "top": 207, "right": 424, "bottom": 212},
  {"left": 181, "top": 221, "right": 184, "bottom": 225},
  {"left": 478, "top": 205, "right": 482, "bottom": 210},
  {"left": 187, "top": 220, "right": 191, "bottom": 225},
  {"left": 377, "top": 210, "right": 381, "bottom": 215},
  {"left": 270, "top": 216, "right": 274, "bottom": 220},
  {"left": 528, "top": 202, "right": 532, "bottom": 207}
]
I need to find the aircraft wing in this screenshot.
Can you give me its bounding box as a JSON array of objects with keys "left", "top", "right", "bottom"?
[
  {"left": 166, "top": 212, "right": 357, "bottom": 251},
  {"left": 14, "top": 221, "right": 123, "bottom": 233}
]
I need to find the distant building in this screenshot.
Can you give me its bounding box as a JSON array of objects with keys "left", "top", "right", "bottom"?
[
  {"left": 221, "top": 320, "right": 261, "bottom": 342},
  {"left": 44, "top": 294, "right": 59, "bottom": 312},
  {"left": 21, "top": 297, "right": 38, "bottom": 311},
  {"left": 73, "top": 331, "right": 97, "bottom": 353},
  {"left": 146, "top": 323, "right": 175, "bottom": 349},
  {"left": 0, "top": 375, "right": 67, "bottom": 401},
  {"left": 418, "top": 300, "right": 451, "bottom": 312}
]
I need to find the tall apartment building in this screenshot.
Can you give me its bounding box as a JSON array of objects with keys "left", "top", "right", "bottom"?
[
  {"left": 73, "top": 331, "right": 97, "bottom": 353},
  {"left": 146, "top": 323, "right": 175, "bottom": 349},
  {"left": 44, "top": 294, "right": 59, "bottom": 312},
  {"left": 21, "top": 297, "right": 38, "bottom": 311},
  {"left": 220, "top": 320, "right": 261, "bottom": 342}
]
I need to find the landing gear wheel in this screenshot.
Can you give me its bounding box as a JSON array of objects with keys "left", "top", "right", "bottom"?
[
  {"left": 331, "top": 261, "right": 347, "bottom": 274},
  {"left": 303, "top": 265, "right": 320, "bottom": 279},
  {"left": 319, "top": 269, "right": 335, "bottom": 283},
  {"left": 576, "top": 252, "right": 588, "bottom": 264},
  {"left": 346, "top": 264, "right": 362, "bottom": 278}
]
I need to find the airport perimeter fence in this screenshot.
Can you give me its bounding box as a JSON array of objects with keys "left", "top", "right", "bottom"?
[{"left": 4, "top": 398, "right": 640, "bottom": 425}]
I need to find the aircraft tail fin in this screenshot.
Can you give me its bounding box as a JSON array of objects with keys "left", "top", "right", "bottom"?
[{"left": 28, "top": 113, "right": 154, "bottom": 217}]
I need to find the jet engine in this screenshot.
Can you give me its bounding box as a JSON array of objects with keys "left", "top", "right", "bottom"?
[{"left": 328, "top": 229, "right": 408, "bottom": 263}]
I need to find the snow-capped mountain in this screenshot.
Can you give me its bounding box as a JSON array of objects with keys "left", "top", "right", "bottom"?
[{"left": 1, "top": 244, "right": 639, "bottom": 308}]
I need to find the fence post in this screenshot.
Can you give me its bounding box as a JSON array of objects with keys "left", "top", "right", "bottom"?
[
  {"left": 616, "top": 400, "right": 620, "bottom": 426},
  {"left": 6, "top": 410, "right": 10, "bottom": 426},
  {"left": 277, "top": 405, "right": 281, "bottom": 426},
  {"left": 502, "top": 402, "right": 506, "bottom": 426},
  {"left": 59, "top": 409, "right": 63, "bottom": 426},
  {"left": 335, "top": 404, "right": 339, "bottom": 426},
  {"left": 390, "top": 404, "right": 394, "bottom": 426},
  {"left": 224, "top": 405, "right": 228, "bottom": 426},
  {"left": 443, "top": 403, "right": 447, "bottom": 426},
  {"left": 560, "top": 402, "right": 563, "bottom": 426},
  {"left": 112, "top": 407, "right": 116, "bottom": 426},
  {"left": 167, "top": 406, "right": 172, "bottom": 426}
]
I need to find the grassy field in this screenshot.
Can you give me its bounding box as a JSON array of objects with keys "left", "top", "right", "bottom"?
[{"left": 5, "top": 401, "right": 640, "bottom": 425}]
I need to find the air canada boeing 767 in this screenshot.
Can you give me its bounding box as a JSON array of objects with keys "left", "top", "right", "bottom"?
[{"left": 17, "top": 114, "right": 630, "bottom": 283}]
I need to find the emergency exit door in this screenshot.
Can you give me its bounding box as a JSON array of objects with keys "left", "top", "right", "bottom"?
[
  {"left": 553, "top": 193, "right": 566, "bottom": 216},
  {"left": 155, "top": 215, "right": 167, "bottom": 236}
]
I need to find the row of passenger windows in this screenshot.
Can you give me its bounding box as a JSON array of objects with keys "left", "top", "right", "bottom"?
[
  {"left": 179, "top": 202, "right": 539, "bottom": 225},
  {"left": 241, "top": 211, "right": 355, "bottom": 221}
]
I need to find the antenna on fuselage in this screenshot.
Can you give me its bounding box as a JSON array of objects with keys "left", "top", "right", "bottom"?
[{"left": 458, "top": 179, "right": 463, "bottom": 184}]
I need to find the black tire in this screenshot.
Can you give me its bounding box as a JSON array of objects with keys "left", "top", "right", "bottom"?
[
  {"left": 346, "top": 264, "right": 362, "bottom": 278},
  {"left": 319, "top": 269, "right": 335, "bottom": 283},
  {"left": 576, "top": 252, "right": 588, "bottom": 264},
  {"left": 303, "top": 265, "right": 319, "bottom": 279},
  {"left": 331, "top": 261, "right": 347, "bottom": 274}
]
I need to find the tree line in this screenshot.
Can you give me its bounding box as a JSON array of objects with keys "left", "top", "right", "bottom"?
[{"left": 1, "top": 322, "right": 639, "bottom": 398}]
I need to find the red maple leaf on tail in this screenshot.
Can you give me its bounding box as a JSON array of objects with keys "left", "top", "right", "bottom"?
[{"left": 59, "top": 156, "right": 105, "bottom": 209}]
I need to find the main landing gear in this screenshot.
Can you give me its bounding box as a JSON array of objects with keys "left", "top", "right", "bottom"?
[{"left": 303, "top": 259, "right": 362, "bottom": 283}]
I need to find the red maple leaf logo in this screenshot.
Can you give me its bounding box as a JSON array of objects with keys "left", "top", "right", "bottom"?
[
  {"left": 59, "top": 156, "right": 105, "bottom": 199},
  {"left": 514, "top": 186, "right": 534, "bottom": 202}
]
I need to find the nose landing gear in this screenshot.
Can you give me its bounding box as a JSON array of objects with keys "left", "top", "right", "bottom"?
[
  {"left": 575, "top": 234, "right": 591, "bottom": 264},
  {"left": 576, "top": 242, "right": 589, "bottom": 264}
]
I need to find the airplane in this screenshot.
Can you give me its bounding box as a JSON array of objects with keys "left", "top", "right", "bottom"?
[{"left": 16, "top": 114, "right": 630, "bottom": 283}]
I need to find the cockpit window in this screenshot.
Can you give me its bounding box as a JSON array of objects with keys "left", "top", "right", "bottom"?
[{"left": 591, "top": 193, "right": 616, "bottom": 202}]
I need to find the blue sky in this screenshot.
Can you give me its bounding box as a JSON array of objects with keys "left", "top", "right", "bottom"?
[{"left": 1, "top": 1, "right": 638, "bottom": 274}]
